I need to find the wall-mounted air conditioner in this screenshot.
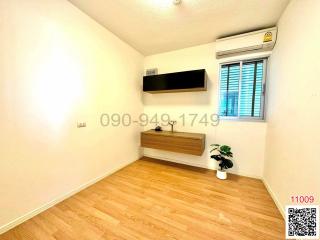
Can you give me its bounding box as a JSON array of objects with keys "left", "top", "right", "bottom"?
[{"left": 215, "top": 27, "right": 277, "bottom": 58}]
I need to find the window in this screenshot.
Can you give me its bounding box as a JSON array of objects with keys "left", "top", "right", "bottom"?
[{"left": 219, "top": 59, "right": 266, "bottom": 119}]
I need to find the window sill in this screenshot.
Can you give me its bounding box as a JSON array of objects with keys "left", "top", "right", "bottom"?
[{"left": 219, "top": 117, "right": 266, "bottom": 123}]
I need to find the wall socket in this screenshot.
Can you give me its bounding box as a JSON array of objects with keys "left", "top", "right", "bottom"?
[{"left": 77, "top": 122, "right": 86, "bottom": 128}]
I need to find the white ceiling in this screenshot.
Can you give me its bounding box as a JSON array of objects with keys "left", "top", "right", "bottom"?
[{"left": 68, "top": 0, "right": 290, "bottom": 55}]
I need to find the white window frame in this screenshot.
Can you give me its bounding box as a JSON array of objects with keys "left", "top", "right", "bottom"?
[{"left": 218, "top": 58, "right": 268, "bottom": 121}]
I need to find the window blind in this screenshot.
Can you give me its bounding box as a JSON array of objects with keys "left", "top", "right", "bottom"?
[
  {"left": 240, "top": 61, "right": 264, "bottom": 117},
  {"left": 219, "top": 59, "right": 266, "bottom": 119},
  {"left": 219, "top": 63, "right": 240, "bottom": 117}
]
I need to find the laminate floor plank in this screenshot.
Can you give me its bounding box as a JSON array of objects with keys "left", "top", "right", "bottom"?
[{"left": 0, "top": 157, "right": 284, "bottom": 239}]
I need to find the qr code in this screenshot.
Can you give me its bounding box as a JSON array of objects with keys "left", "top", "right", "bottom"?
[{"left": 286, "top": 205, "right": 319, "bottom": 239}]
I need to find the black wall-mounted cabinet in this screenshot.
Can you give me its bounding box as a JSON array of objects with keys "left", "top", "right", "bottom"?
[{"left": 143, "top": 69, "right": 207, "bottom": 93}]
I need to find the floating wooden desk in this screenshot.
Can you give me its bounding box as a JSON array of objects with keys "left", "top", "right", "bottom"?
[{"left": 141, "top": 130, "right": 205, "bottom": 156}]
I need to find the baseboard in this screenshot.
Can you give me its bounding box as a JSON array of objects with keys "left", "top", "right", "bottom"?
[
  {"left": 262, "top": 178, "right": 285, "bottom": 219},
  {"left": 143, "top": 154, "right": 262, "bottom": 179},
  {"left": 0, "top": 160, "right": 134, "bottom": 235}
]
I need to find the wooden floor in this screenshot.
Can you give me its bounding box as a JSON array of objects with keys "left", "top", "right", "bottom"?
[{"left": 0, "top": 157, "right": 284, "bottom": 240}]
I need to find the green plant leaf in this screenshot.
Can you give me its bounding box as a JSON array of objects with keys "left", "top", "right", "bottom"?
[
  {"left": 220, "top": 159, "right": 233, "bottom": 170},
  {"left": 211, "top": 144, "right": 220, "bottom": 146},
  {"left": 210, "top": 144, "right": 233, "bottom": 169},
  {"left": 220, "top": 145, "right": 231, "bottom": 152}
]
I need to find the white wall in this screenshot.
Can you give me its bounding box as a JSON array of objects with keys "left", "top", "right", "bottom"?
[
  {"left": 143, "top": 43, "right": 267, "bottom": 178},
  {"left": 2, "top": 0, "right": 317, "bottom": 233},
  {"left": 264, "top": 0, "right": 320, "bottom": 215},
  {"left": 0, "top": 0, "right": 143, "bottom": 232}
]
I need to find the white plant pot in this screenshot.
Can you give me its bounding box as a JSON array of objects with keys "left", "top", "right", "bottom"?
[{"left": 216, "top": 170, "right": 227, "bottom": 180}]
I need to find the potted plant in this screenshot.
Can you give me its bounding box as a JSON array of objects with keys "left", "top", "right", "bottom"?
[{"left": 210, "top": 144, "right": 233, "bottom": 180}]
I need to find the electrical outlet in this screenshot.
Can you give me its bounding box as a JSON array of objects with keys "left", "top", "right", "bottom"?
[{"left": 77, "top": 122, "right": 86, "bottom": 128}]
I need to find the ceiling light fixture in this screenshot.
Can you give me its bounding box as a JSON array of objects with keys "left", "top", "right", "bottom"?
[{"left": 172, "top": 0, "right": 182, "bottom": 5}]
